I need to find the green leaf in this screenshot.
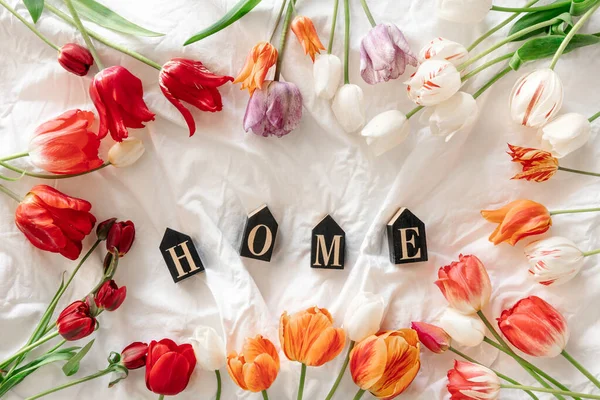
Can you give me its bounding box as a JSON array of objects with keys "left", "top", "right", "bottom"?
[
  {"left": 62, "top": 339, "right": 95, "bottom": 376},
  {"left": 71, "top": 0, "right": 164, "bottom": 37},
  {"left": 509, "top": 34, "right": 600, "bottom": 69},
  {"left": 509, "top": 1, "right": 572, "bottom": 41},
  {"left": 184, "top": 0, "right": 262, "bottom": 45},
  {"left": 571, "top": 0, "right": 600, "bottom": 15},
  {"left": 23, "top": 0, "right": 44, "bottom": 23}
]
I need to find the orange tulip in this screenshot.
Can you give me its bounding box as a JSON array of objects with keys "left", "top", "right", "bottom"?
[
  {"left": 233, "top": 42, "right": 278, "bottom": 95},
  {"left": 481, "top": 199, "right": 551, "bottom": 246},
  {"left": 226, "top": 335, "right": 280, "bottom": 392},
  {"left": 291, "top": 16, "right": 326, "bottom": 62},
  {"left": 279, "top": 306, "right": 345, "bottom": 366},
  {"left": 507, "top": 144, "right": 559, "bottom": 182},
  {"left": 349, "top": 329, "right": 420, "bottom": 399}
]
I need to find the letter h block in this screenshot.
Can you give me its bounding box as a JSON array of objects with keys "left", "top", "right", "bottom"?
[
  {"left": 160, "top": 228, "right": 205, "bottom": 283},
  {"left": 240, "top": 205, "right": 278, "bottom": 262},
  {"left": 387, "top": 208, "right": 428, "bottom": 265}
]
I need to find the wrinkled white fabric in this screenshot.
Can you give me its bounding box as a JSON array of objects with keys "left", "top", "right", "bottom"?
[{"left": 1, "top": 0, "right": 600, "bottom": 399}]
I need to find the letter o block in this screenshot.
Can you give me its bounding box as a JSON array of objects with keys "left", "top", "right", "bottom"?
[
  {"left": 387, "top": 208, "right": 428, "bottom": 265},
  {"left": 240, "top": 205, "right": 278, "bottom": 262}
]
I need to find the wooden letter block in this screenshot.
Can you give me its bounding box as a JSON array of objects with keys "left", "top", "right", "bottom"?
[
  {"left": 311, "top": 215, "right": 345, "bottom": 270},
  {"left": 240, "top": 205, "right": 278, "bottom": 262},
  {"left": 387, "top": 208, "right": 428, "bottom": 265},
  {"left": 160, "top": 228, "right": 205, "bottom": 283}
]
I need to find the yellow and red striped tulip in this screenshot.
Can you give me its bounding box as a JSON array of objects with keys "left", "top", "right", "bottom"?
[{"left": 507, "top": 144, "right": 559, "bottom": 182}]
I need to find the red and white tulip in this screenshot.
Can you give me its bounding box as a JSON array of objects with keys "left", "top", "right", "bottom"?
[
  {"left": 419, "top": 37, "right": 469, "bottom": 67},
  {"left": 447, "top": 361, "right": 500, "bottom": 400},
  {"left": 405, "top": 60, "right": 462, "bottom": 106},
  {"left": 525, "top": 237, "right": 585, "bottom": 286},
  {"left": 509, "top": 68, "right": 563, "bottom": 128}
]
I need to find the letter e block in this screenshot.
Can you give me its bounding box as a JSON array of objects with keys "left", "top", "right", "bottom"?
[
  {"left": 240, "top": 205, "right": 278, "bottom": 262},
  {"left": 160, "top": 228, "right": 205, "bottom": 283},
  {"left": 386, "top": 208, "right": 428, "bottom": 265},
  {"left": 311, "top": 215, "right": 345, "bottom": 270}
]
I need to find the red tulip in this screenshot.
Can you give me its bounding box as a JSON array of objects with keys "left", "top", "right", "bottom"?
[
  {"left": 96, "top": 218, "right": 117, "bottom": 240},
  {"left": 58, "top": 43, "right": 93, "bottom": 76},
  {"left": 447, "top": 360, "right": 500, "bottom": 400},
  {"left": 435, "top": 254, "right": 492, "bottom": 315},
  {"left": 15, "top": 185, "right": 96, "bottom": 260},
  {"left": 90, "top": 66, "right": 155, "bottom": 142},
  {"left": 497, "top": 296, "right": 569, "bottom": 357},
  {"left": 411, "top": 321, "right": 451, "bottom": 354},
  {"left": 28, "top": 109, "right": 103, "bottom": 175},
  {"left": 95, "top": 280, "right": 127, "bottom": 311},
  {"left": 146, "top": 339, "right": 196, "bottom": 396},
  {"left": 106, "top": 220, "right": 135, "bottom": 256},
  {"left": 159, "top": 58, "right": 233, "bottom": 136},
  {"left": 56, "top": 300, "right": 97, "bottom": 341},
  {"left": 121, "top": 342, "right": 148, "bottom": 370}
]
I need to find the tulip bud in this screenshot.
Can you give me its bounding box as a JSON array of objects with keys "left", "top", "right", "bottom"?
[
  {"left": 509, "top": 68, "right": 563, "bottom": 128},
  {"left": 421, "top": 92, "right": 477, "bottom": 142},
  {"left": 411, "top": 321, "right": 451, "bottom": 354},
  {"left": 439, "top": 307, "right": 486, "bottom": 347},
  {"left": 539, "top": 113, "right": 591, "bottom": 158},
  {"left": 58, "top": 43, "right": 94, "bottom": 76},
  {"left": 96, "top": 218, "right": 117, "bottom": 241},
  {"left": 108, "top": 138, "right": 145, "bottom": 168},
  {"left": 405, "top": 60, "right": 461, "bottom": 106},
  {"left": 419, "top": 38, "right": 469, "bottom": 67},
  {"left": 121, "top": 342, "right": 148, "bottom": 370},
  {"left": 524, "top": 237, "right": 585, "bottom": 286},
  {"left": 95, "top": 280, "right": 127, "bottom": 311},
  {"left": 189, "top": 326, "right": 227, "bottom": 371},
  {"left": 313, "top": 54, "right": 343, "bottom": 100},
  {"left": 361, "top": 110, "right": 410, "bottom": 155},
  {"left": 332, "top": 84, "right": 366, "bottom": 132},
  {"left": 107, "top": 220, "right": 135, "bottom": 256},
  {"left": 343, "top": 292, "right": 385, "bottom": 342},
  {"left": 291, "top": 16, "right": 325, "bottom": 62},
  {"left": 57, "top": 300, "right": 97, "bottom": 341},
  {"left": 437, "top": 0, "right": 493, "bottom": 23}
]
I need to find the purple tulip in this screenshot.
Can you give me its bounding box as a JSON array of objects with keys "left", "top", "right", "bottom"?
[
  {"left": 360, "top": 23, "right": 417, "bottom": 85},
  {"left": 243, "top": 81, "right": 303, "bottom": 138}
]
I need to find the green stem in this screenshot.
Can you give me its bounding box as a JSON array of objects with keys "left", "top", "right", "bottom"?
[
  {"left": 352, "top": 389, "right": 366, "bottom": 400},
  {"left": 297, "top": 364, "right": 306, "bottom": 400},
  {"left": 63, "top": 0, "right": 104, "bottom": 70},
  {"left": 459, "top": 18, "right": 560, "bottom": 71},
  {"left": 324, "top": 341, "right": 355, "bottom": 400},
  {"left": 561, "top": 350, "right": 600, "bottom": 389},
  {"left": 0, "top": 161, "right": 110, "bottom": 179},
  {"left": 158, "top": 395, "right": 164, "bottom": 400},
  {"left": 359, "top": 0, "right": 376, "bottom": 27},
  {"left": 215, "top": 370, "right": 222, "bottom": 400},
  {"left": 473, "top": 66, "right": 512, "bottom": 99},
  {"left": 583, "top": 248, "right": 600, "bottom": 257},
  {"left": 549, "top": 3, "right": 600, "bottom": 69},
  {"left": 461, "top": 52, "right": 514, "bottom": 81},
  {"left": 343, "top": 0, "right": 350, "bottom": 84},
  {"left": 25, "top": 369, "right": 110, "bottom": 400},
  {"left": 0, "top": 152, "right": 29, "bottom": 162},
  {"left": 558, "top": 166, "right": 600, "bottom": 178},
  {"left": 491, "top": 1, "right": 570, "bottom": 13},
  {"left": 0, "top": 184, "right": 23, "bottom": 202},
  {"left": 477, "top": 312, "right": 566, "bottom": 400},
  {"left": 449, "top": 347, "right": 539, "bottom": 400},
  {"left": 405, "top": 106, "right": 424, "bottom": 120},
  {"left": 269, "top": 0, "right": 288, "bottom": 43},
  {"left": 262, "top": 390, "right": 269, "bottom": 400},
  {"left": 467, "top": 0, "right": 540, "bottom": 51},
  {"left": 589, "top": 111, "right": 600, "bottom": 122},
  {"left": 501, "top": 384, "right": 600, "bottom": 399},
  {"left": 274, "top": 0, "right": 294, "bottom": 81},
  {"left": 549, "top": 208, "right": 600, "bottom": 216},
  {"left": 0, "top": 331, "right": 60, "bottom": 368},
  {"left": 45, "top": 4, "right": 162, "bottom": 70},
  {"left": 327, "top": 0, "right": 340, "bottom": 53},
  {"left": 0, "top": 0, "right": 60, "bottom": 51}
]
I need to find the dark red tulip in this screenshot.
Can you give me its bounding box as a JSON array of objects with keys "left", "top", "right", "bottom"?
[
  {"left": 107, "top": 220, "right": 135, "bottom": 256},
  {"left": 58, "top": 43, "right": 94, "bottom": 76},
  {"left": 56, "top": 300, "right": 96, "bottom": 341},
  {"left": 121, "top": 342, "right": 148, "bottom": 370},
  {"left": 146, "top": 339, "right": 196, "bottom": 395},
  {"left": 95, "top": 280, "right": 127, "bottom": 311}
]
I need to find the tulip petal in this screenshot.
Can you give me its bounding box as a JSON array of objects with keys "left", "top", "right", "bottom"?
[
  {"left": 227, "top": 353, "right": 249, "bottom": 390},
  {"left": 350, "top": 335, "right": 387, "bottom": 389},
  {"left": 305, "top": 327, "right": 346, "bottom": 367},
  {"left": 146, "top": 352, "right": 192, "bottom": 395},
  {"left": 242, "top": 353, "right": 279, "bottom": 392}
]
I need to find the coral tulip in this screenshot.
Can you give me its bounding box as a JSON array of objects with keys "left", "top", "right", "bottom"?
[
  {"left": 447, "top": 361, "right": 500, "bottom": 400},
  {"left": 291, "top": 16, "right": 325, "bottom": 62},
  {"left": 146, "top": 339, "right": 196, "bottom": 395},
  {"left": 481, "top": 199, "right": 552, "bottom": 245},
  {"left": 58, "top": 43, "right": 93, "bottom": 76},
  {"left": 405, "top": 60, "right": 462, "bottom": 106},
  {"left": 509, "top": 68, "right": 563, "bottom": 128},
  {"left": 525, "top": 236, "right": 585, "bottom": 286},
  {"left": 411, "top": 321, "right": 450, "bottom": 354},
  {"left": 56, "top": 300, "right": 96, "bottom": 341},
  {"left": 507, "top": 144, "right": 559, "bottom": 182},
  {"left": 234, "top": 42, "right": 278, "bottom": 95},
  {"left": 349, "top": 329, "right": 420, "bottom": 399},
  {"left": 94, "top": 280, "right": 127, "bottom": 311},
  {"left": 15, "top": 185, "right": 96, "bottom": 260},
  {"left": 106, "top": 220, "right": 135, "bottom": 256},
  {"left": 227, "top": 335, "right": 280, "bottom": 392},
  {"left": 121, "top": 342, "right": 148, "bottom": 370},
  {"left": 28, "top": 109, "right": 103, "bottom": 175}
]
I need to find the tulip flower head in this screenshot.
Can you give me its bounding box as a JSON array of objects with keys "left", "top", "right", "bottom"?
[
  {"left": 121, "top": 342, "right": 148, "bottom": 370},
  {"left": 57, "top": 300, "right": 97, "bottom": 341},
  {"left": 447, "top": 361, "right": 500, "bottom": 400},
  {"left": 344, "top": 292, "right": 386, "bottom": 342},
  {"left": 405, "top": 60, "right": 462, "bottom": 106},
  {"left": 507, "top": 144, "right": 559, "bottom": 182},
  {"left": 28, "top": 109, "right": 103, "bottom": 175},
  {"left": 106, "top": 220, "right": 135, "bottom": 256},
  {"left": 15, "top": 185, "right": 96, "bottom": 260},
  {"left": 361, "top": 110, "right": 411, "bottom": 156},
  {"left": 90, "top": 66, "right": 155, "bottom": 142},
  {"left": 350, "top": 329, "right": 420, "bottom": 399},
  {"left": 435, "top": 254, "right": 492, "bottom": 315},
  {"left": 481, "top": 199, "right": 551, "bottom": 246},
  {"left": 108, "top": 138, "right": 145, "bottom": 168},
  {"left": 313, "top": 54, "right": 343, "bottom": 99},
  {"left": 189, "top": 325, "right": 227, "bottom": 371},
  {"left": 411, "top": 321, "right": 450, "bottom": 354},
  {"left": 437, "top": 0, "right": 493, "bottom": 23},
  {"left": 145, "top": 339, "right": 197, "bottom": 395},
  {"left": 234, "top": 42, "right": 278, "bottom": 95},
  {"left": 159, "top": 58, "right": 233, "bottom": 136},
  {"left": 509, "top": 68, "right": 563, "bottom": 128},
  {"left": 291, "top": 16, "right": 326, "bottom": 62},
  {"left": 58, "top": 43, "right": 93, "bottom": 76},
  {"left": 279, "top": 306, "right": 345, "bottom": 366},
  {"left": 332, "top": 84, "right": 366, "bottom": 133},
  {"left": 419, "top": 37, "right": 469, "bottom": 67},
  {"left": 498, "top": 296, "right": 570, "bottom": 357},
  {"left": 227, "top": 335, "right": 280, "bottom": 392},
  {"left": 95, "top": 280, "right": 127, "bottom": 311},
  {"left": 421, "top": 91, "right": 477, "bottom": 142},
  {"left": 439, "top": 307, "right": 486, "bottom": 347},
  {"left": 360, "top": 23, "right": 418, "bottom": 85},
  {"left": 525, "top": 237, "right": 585, "bottom": 286},
  {"left": 539, "top": 113, "right": 591, "bottom": 158}
]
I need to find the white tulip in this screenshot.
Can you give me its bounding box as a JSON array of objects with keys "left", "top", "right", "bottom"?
[
  {"left": 509, "top": 68, "right": 563, "bottom": 128},
  {"left": 361, "top": 110, "right": 410, "bottom": 155},
  {"left": 405, "top": 60, "right": 462, "bottom": 106},
  {"left": 419, "top": 37, "right": 469, "bottom": 67},
  {"left": 437, "top": 0, "right": 493, "bottom": 23},
  {"left": 343, "top": 292, "right": 386, "bottom": 342},
  {"left": 539, "top": 113, "right": 591, "bottom": 158},
  {"left": 439, "top": 307, "right": 486, "bottom": 347},
  {"left": 189, "top": 326, "right": 227, "bottom": 371},
  {"left": 108, "top": 138, "right": 145, "bottom": 168},
  {"left": 332, "top": 84, "right": 366, "bottom": 132},
  {"left": 313, "top": 54, "right": 343, "bottom": 100},
  {"left": 525, "top": 237, "right": 585, "bottom": 286},
  {"left": 420, "top": 92, "right": 477, "bottom": 142}
]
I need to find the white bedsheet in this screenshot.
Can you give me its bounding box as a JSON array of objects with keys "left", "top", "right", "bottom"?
[{"left": 1, "top": 0, "right": 600, "bottom": 398}]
